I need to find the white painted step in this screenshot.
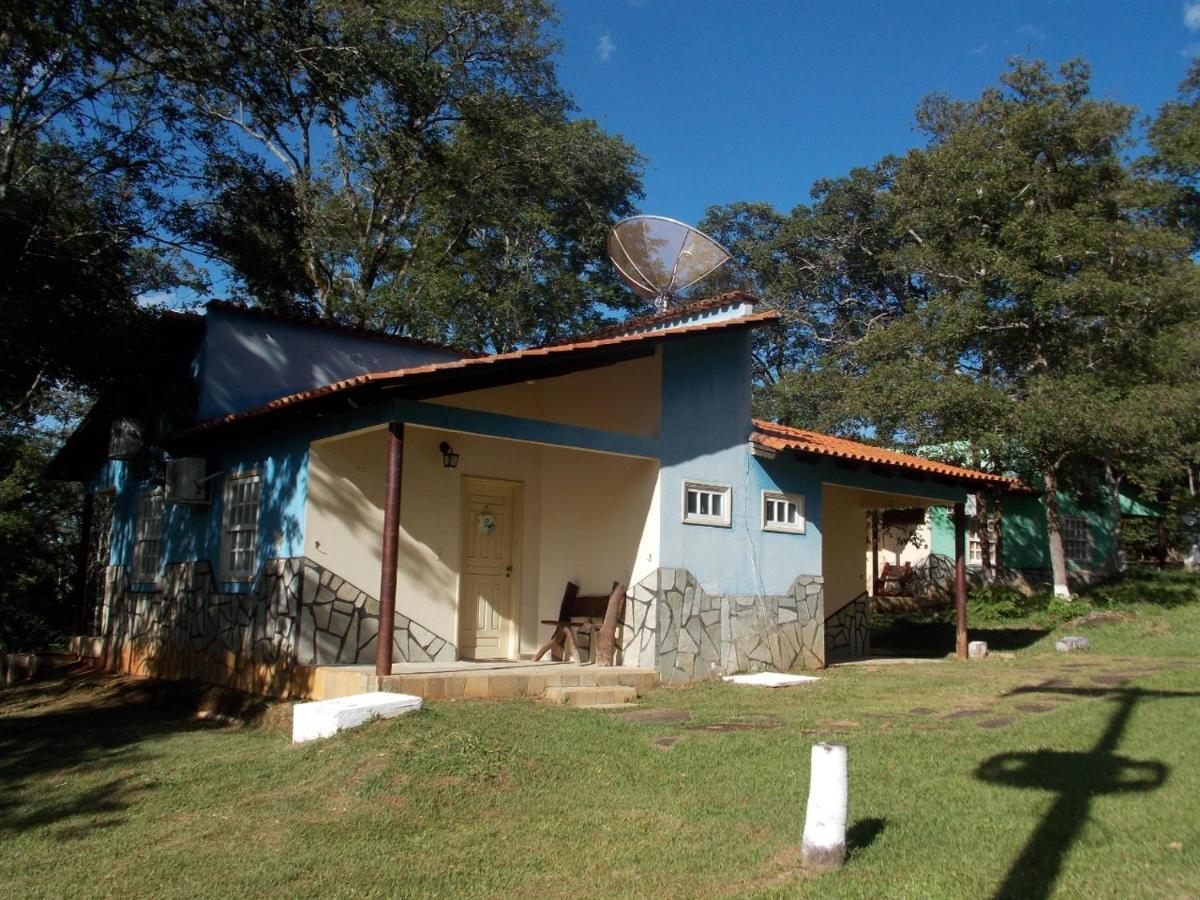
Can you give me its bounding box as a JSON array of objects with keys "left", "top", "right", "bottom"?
[
  {"left": 293, "top": 692, "right": 422, "bottom": 743},
  {"left": 543, "top": 684, "right": 638, "bottom": 707}
]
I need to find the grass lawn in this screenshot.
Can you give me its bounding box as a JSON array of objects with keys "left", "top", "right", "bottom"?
[{"left": 2, "top": 573, "right": 1198, "bottom": 899}]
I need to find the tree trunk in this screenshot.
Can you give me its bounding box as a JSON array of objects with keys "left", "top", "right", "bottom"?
[
  {"left": 801, "top": 743, "right": 848, "bottom": 871},
  {"left": 993, "top": 490, "right": 1004, "bottom": 571},
  {"left": 1043, "top": 467, "right": 1071, "bottom": 599},
  {"left": 1105, "top": 461, "right": 1126, "bottom": 575},
  {"left": 977, "top": 491, "right": 995, "bottom": 585}
]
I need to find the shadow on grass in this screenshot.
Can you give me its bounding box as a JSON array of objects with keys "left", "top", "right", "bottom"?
[
  {"left": 0, "top": 665, "right": 267, "bottom": 840},
  {"left": 976, "top": 682, "right": 1199, "bottom": 900},
  {"left": 870, "top": 619, "right": 1050, "bottom": 658},
  {"left": 847, "top": 817, "right": 886, "bottom": 857}
]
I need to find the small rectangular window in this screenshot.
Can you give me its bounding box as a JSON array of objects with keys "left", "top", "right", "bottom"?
[
  {"left": 762, "top": 491, "right": 805, "bottom": 533},
  {"left": 132, "top": 490, "right": 164, "bottom": 583},
  {"left": 222, "top": 471, "right": 261, "bottom": 580},
  {"left": 1062, "top": 516, "right": 1090, "bottom": 563},
  {"left": 968, "top": 533, "right": 983, "bottom": 566},
  {"left": 682, "top": 481, "right": 731, "bottom": 527}
]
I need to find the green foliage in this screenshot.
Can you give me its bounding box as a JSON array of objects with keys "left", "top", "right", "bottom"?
[
  {"left": 0, "top": 427, "right": 79, "bottom": 651},
  {"left": 158, "top": 0, "right": 646, "bottom": 347},
  {"left": 965, "top": 585, "right": 1087, "bottom": 628}
]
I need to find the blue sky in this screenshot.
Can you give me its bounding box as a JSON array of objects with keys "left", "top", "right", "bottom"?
[{"left": 555, "top": 1, "right": 1200, "bottom": 225}]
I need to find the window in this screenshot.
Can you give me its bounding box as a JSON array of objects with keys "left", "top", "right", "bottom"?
[
  {"left": 221, "top": 471, "right": 261, "bottom": 580},
  {"left": 762, "top": 491, "right": 805, "bottom": 533},
  {"left": 968, "top": 533, "right": 983, "bottom": 566},
  {"left": 131, "top": 490, "right": 164, "bottom": 583},
  {"left": 682, "top": 481, "right": 731, "bottom": 527},
  {"left": 1062, "top": 516, "right": 1090, "bottom": 563}
]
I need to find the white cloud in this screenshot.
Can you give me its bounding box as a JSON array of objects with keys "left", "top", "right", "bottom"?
[
  {"left": 1018, "top": 23, "right": 1046, "bottom": 41},
  {"left": 1185, "top": 2, "right": 1200, "bottom": 32},
  {"left": 969, "top": 42, "right": 989, "bottom": 56},
  {"left": 596, "top": 32, "right": 616, "bottom": 63}
]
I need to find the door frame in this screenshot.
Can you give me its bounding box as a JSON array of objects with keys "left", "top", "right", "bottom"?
[{"left": 455, "top": 475, "right": 524, "bottom": 660}]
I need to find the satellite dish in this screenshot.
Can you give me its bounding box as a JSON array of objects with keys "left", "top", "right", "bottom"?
[{"left": 608, "top": 215, "right": 733, "bottom": 312}]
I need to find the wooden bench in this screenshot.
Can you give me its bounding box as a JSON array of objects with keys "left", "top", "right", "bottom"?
[
  {"left": 877, "top": 562, "right": 913, "bottom": 597},
  {"left": 533, "top": 581, "right": 626, "bottom": 665}
]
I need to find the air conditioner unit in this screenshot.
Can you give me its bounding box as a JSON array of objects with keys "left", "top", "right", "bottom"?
[{"left": 166, "top": 457, "right": 210, "bottom": 504}]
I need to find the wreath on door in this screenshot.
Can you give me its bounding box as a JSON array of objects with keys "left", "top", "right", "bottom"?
[{"left": 478, "top": 512, "right": 497, "bottom": 535}]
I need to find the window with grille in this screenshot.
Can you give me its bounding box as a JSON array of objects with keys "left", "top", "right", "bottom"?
[
  {"left": 682, "top": 481, "right": 731, "bottom": 527},
  {"left": 221, "top": 471, "right": 261, "bottom": 580},
  {"left": 1062, "top": 516, "right": 1090, "bottom": 563},
  {"left": 132, "top": 490, "right": 164, "bottom": 583},
  {"left": 762, "top": 491, "right": 805, "bottom": 533}
]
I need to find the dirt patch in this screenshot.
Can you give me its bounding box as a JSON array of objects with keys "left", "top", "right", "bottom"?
[
  {"left": 977, "top": 717, "right": 1015, "bottom": 729},
  {"left": 617, "top": 708, "right": 692, "bottom": 724},
  {"left": 1070, "top": 610, "right": 1136, "bottom": 628},
  {"left": 653, "top": 736, "right": 682, "bottom": 752},
  {"left": 694, "top": 716, "right": 782, "bottom": 733},
  {"left": 942, "top": 708, "right": 989, "bottom": 720},
  {"left": 907, "top": 707, "right": 935, "bottom": 716},
  {"left": 1015, "top": 703, "right": 1055, "bottom": 713},
  {"left": 817, "top": 719, "right": 860, "bottom": 730},
  {"left": 718, "top": 845, "right": 815, "bottom": 896}
]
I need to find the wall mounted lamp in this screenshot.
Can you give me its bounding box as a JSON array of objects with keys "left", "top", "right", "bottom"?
[{"left": 439, "top": 441, "right": 460, "bottom": 469}]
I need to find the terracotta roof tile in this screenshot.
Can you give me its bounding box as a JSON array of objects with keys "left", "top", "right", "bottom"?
[
  {"left": 750, "top": 419, "right": 1022, "bottom": 489},
  {"left": 565, "top": 291, "right": 761, "bottom": 344},
  {"left": 172, "top": 309, "right": 780, "bottom": 439}
]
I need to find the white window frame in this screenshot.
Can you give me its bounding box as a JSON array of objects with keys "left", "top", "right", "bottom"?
[
  {"left": 221, "top": 470, "right": 262, "bottom": 581},
  {"left": 968, "top": 532, "right": 983, "bottom": 566},
  {"left": 1062, "top": 515, "right": 1090, "bottom": 564},
  {"left": 761, "top": 490, "right": 805, "bottom": 534},
  {"left": 681, "top": 481, "right": 732, "bottom": 528},
  {"left": 131, "top": 489, "right": 164, "bottom": 584}
]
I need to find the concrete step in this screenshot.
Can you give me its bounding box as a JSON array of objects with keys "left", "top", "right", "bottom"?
[{"left": 543, "top": 684, "right": 638, "bottom": 707}]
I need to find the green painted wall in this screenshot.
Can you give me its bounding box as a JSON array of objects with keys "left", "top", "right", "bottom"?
[{"left": 928, "top": 489, "right": 1120, "bottom": 571}]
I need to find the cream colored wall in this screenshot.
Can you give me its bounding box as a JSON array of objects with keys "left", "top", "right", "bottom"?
[
  {"left": 432, "top": 351, "right": 661, "bottom": 437},
  {"left": 304, "top": 424, "right": 659, "bottom": 659},
  {"left": 878, "top": 521, "right": 933, "bottom": 568},
  {"left": 537, "top": 445, "right": 660, "bottom": 639},
  {"left": 821, "top": 485, "right": 868, "bottom": 615}
]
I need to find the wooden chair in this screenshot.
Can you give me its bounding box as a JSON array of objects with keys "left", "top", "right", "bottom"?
[
  {"left": 877, "top": 562, "right": 913, "bottom": 596},
  {"left": 534, "top": 581, "right": 627, "bottom": 665}
]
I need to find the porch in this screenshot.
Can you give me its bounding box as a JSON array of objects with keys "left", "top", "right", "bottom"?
[{"left": 296, "top": 659, "right": 660, "bottom": 702}]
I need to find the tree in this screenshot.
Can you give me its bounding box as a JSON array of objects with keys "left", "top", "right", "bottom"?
[
  {"left": 847, "top": 59, "right": 1200, "bottom": 596},
  {"left": 162, "top": 0, "right": 645, "bottom": 346}
]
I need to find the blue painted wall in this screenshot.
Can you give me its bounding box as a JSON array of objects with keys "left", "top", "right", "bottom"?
[
  {"left": 656, "top": 329, "right": 817, "bottom": 595},
  {"left": 96, "top": 428, "right": 309, "bottom": 592},
  {"left": 196, "top": 307, "right": 461, "bottom": 420}
]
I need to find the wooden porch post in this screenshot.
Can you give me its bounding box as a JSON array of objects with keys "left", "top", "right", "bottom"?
[
  {"left": 73, "top": 490, "right": 94, "bottom": 636},
  {"left": 953, "top": 501, "right": 968, "bottom": 661},
  {"left": 870, "top": 510, "right": 880, "bottom": 597},
  {"left": 375, "top": 422, "right": 405, "bottom": 676}
]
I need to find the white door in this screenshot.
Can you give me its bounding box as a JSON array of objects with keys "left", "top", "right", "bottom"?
[{"left": 458, "top": 478, "right": 519, "bottom": 659}]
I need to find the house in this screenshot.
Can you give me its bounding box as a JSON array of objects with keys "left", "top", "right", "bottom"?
[
  {"left": 871, "top": 482, "right": 1164, "bottom": 597},
  {"left": 54, "top": 293, "right": 1014, "bottom": 699}
]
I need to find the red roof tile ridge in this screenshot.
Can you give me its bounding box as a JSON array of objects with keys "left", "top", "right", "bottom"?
[
  {"left": 560, "top": 291, "right": 761, "bottom": 345},
  {"left": 750, "top": 418, "right": 1021, "bottom": 487}
]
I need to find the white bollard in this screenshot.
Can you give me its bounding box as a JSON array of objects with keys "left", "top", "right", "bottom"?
[{"left": 801, "top": 742, "right": 849, "bottom": 871}]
